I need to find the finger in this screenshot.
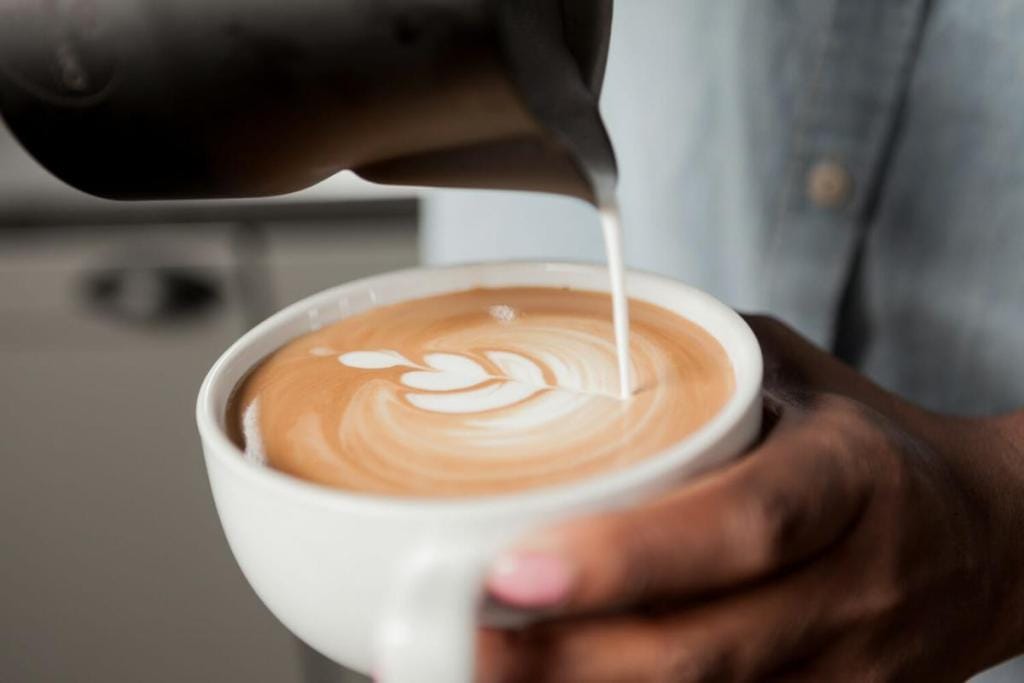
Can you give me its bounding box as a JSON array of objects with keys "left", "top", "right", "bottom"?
[
  {"left": 743, "top": 314, "right": 870, "bottom": 397},
  {"left": 479, "top": 563, "right": 831, "bottom": 683},
  {"left": 486, "top": 401, "right": 872, "bottom": 612},
  {"left": 742, "top": 314, "right": 922, "bottom": 426}
]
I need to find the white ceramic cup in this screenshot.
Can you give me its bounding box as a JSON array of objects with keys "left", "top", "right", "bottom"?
[{"left": 197, "top": 262, "right": 763, "bottom": 683}]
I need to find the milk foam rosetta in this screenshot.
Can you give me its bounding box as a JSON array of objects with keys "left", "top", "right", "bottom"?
[{"left": 228, "top": 287, "right": 734, "bottom": 497}]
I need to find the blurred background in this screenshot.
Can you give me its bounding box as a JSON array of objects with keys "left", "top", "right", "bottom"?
[{"left": 0, "top": 124, "right": 416, "bottom": 683}]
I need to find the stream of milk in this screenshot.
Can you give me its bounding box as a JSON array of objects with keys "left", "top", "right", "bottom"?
[{"left": 599, "top": 200, "right": 634, "bottom": 400}]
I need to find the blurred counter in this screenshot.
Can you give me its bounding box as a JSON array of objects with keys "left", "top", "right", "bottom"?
[{"left": 0, "top": 125, "right": 410, "bottom": 683}]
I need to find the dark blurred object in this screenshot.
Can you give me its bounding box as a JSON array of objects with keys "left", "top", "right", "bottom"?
[
  {"left": 84, "top": 264, "right": 221, "bottom": 326},
  {"left": 0, "top": 0, "right": 615, "bottom": 203}
]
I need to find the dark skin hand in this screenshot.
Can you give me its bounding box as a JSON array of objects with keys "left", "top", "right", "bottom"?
[{"left": 479, "top": 316, "right": 1024, "bottom": 682}]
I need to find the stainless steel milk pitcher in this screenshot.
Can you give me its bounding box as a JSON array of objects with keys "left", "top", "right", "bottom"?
[{"left": 0, "top": 0, "right": 617, "bottom": 203}]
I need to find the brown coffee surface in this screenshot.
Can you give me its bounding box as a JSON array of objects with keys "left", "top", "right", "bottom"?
[{"left": 228, "top": 287, "right": 734, "bottom": 497}]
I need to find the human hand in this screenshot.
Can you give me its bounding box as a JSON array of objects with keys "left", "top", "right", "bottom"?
[{"left": 478, "top": 316, "right": 1024, "bottom": 682}]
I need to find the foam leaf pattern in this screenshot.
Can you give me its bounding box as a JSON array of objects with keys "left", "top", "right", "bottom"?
[{"left": 338, "top": 349, "right": 551, "bottom": 414}]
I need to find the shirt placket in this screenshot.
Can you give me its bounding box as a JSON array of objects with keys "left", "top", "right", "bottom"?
[{"left": 762, "top": 0, "right": 931, "bottom": 347}]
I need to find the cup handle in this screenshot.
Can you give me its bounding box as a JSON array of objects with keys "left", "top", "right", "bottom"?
[{"left": 374, "top": 543, "right": 489, "bottom": 683}]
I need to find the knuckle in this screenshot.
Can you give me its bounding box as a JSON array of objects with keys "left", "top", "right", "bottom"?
[
  {"left": 581, "top": 515, "right": 657, "bottom": 604},
  {"left": 829, "top": 577, "right": 903, "bottom": 636},
  {"left": 810, "top": 393, "right": 865, "bottom": 426},
  {"left": 616, "top": 519, "right": 666, "bottom": 602},
  {"left": 809, "top": 396, "right": 888, "bottom": 467},
  {"left": 732, "top": 480, "right": 803, "bottom": 573},
  {"left": 660, "top": 642, "right": 734, "bottom": 683},
  {"left": 815, "top": 395, "right": 882, "bottom": 445},
  {"left": 814, "top": 396, "right": 908, "bottom": 486}
]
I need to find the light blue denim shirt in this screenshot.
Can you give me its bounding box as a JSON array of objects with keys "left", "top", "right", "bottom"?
[
  {"left": 426, "top": 0, "right": 1024, "bottom": 416},
  {"left": 424, "top": 0, "right": 1024, "bottom": 677}
]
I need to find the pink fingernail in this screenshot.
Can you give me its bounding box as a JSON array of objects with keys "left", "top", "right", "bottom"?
[{"left": 487, "top": 551, "right": 574, "bottom": 608}]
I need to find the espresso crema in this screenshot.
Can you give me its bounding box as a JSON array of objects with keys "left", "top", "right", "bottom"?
[{"left": 228, "top": 287, "right": 734, "bottom": 497}]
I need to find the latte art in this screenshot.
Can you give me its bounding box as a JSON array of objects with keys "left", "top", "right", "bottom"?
[
  {"left": 337, "top": 348, "right": 616, "bottom": 415},
  {"left": 229, "top": 287, "right": 734, "bottom": 497}
]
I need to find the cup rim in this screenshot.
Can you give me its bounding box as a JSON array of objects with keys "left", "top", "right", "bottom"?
[{"left": 196, "top": 261, "right": 762, "bottom": 516}]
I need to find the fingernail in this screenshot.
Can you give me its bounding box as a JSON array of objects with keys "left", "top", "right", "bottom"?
[{"left": 487, "top": 550, "right": 574, "bottom": 608}]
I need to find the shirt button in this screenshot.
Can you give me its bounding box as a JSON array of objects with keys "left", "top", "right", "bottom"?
[{"left": 806, "top": 160, "right": 853, "bottom": 209}]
